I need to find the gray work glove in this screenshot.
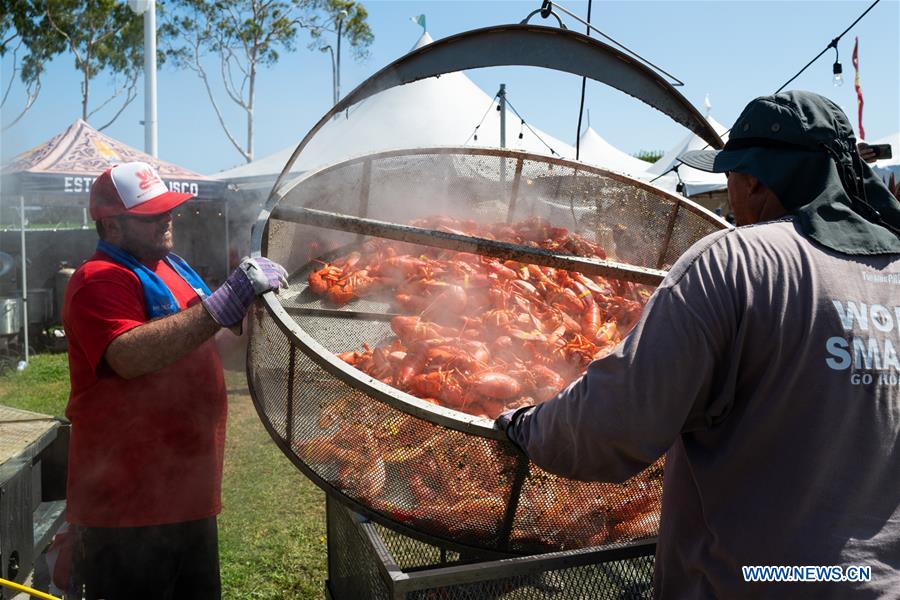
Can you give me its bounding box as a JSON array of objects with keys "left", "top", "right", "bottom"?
[
  {"left": 494, "top": 406, "right": 534, "bottom": 450},
  {"left": 203, "top": 257, "right": 288, "bottom": 328}
]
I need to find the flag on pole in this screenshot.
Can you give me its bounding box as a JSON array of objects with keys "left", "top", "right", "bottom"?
[
  {"left": 410, "top": 14, "right": 426, "bottom": 31},
  {"left": 852, "top": 36, "right": 865, "bottom": 140}
]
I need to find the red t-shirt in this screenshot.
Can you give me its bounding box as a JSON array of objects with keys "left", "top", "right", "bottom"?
[{"left": 62, "top": 251, "right": 227, "bottom": 528}]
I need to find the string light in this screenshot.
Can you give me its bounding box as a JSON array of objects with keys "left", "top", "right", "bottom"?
[
  {"left": 465, "top": 93, "right": 500, "bottom": 144},
  {"left": 831, "top": 46, "right": 844, "bottom": 87},
  {"left": 673, "top": 165, "right": 686, "bottom": 197},
  {"left": 505, "top": 97, "right": 560, "bottom": 157},
  {"left": 774, "top": 0, "right": 880, "bottom": 94},
  {"left": 653, "top": 0, "right": 883, "bottom": 182}
]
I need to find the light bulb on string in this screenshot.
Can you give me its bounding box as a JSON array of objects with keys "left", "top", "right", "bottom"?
[
  {"left": 518, "top": 119, "right": 525, "bottom": 140},
  {"left": 831, "top": 44, "right": 843, "bottom": 87},
  {"left": 832, "top": 61, "right": 844, "bottom": 87}
]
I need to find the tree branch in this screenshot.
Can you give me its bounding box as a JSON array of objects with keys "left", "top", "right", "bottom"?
[
  {"left": 96, "top": 76, "right": 138, "bottom": 131},
  {"left": 221, "top": 3, "right": 250, "bottom": 60},
  {"left": 44, "top": 8, "right": 82, "bottom": 67},
  {"left": 261, "top": 16, "right": 316, "bottom": 50},
  {"left": 93, "top": 14, "right": 131, "bottom": 46},
  {"left": 191, "top": 33, "right": 250, "bottom": 161},
  {"left": 1, "top": 30, "right": 21, "bottom": 50},
  {"left": 220, "top": 47, "right": 247, "bottom": 108},
  {"left": 224, "top": 43, "right": 249, "bottom": 79},
  {"left": 1, "top": 78, "right": 40, "bottom": 131},
  {"left": 1, "top": 39, "right": 23, "bottom": 108},
  {"left": 86, "top": 73, "right": 135, "bottom": 118}
]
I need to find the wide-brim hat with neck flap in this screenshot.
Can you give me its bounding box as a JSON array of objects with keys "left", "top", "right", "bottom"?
[{"left": 679, "top": 91, "right": 900, "bottom": 255}]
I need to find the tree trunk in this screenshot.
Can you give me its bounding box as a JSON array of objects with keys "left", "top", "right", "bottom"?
[
  {"left": 82, "top": 67, "right": 90, "bottom": 121},
  {"left": 82, "top": 38, "right": 93, "bottom": 122}
]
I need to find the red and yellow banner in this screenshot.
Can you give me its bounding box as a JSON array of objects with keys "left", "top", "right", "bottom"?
[{"left": 852, "top": 36, "right": 865, "bottom": 140}]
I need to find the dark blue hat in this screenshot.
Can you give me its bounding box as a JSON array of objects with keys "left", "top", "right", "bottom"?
[{"left": 679, "top": 91, "right": 900, "bottom": 255}]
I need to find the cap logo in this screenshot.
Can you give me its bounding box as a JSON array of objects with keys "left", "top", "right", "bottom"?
[
  {"left": 136, "top": 168, "right": 163, "bottom": 190},
  {"left": 108, "top": 161, "right": 170, "bottom": 209}
]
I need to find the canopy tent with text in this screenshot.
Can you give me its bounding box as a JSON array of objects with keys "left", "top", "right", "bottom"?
[{"left": 0, "top": 121, "right": 231, "bottom": 361}]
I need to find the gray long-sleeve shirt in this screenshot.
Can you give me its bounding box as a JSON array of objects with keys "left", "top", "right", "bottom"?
[{"left": 509, "top": 218, "right": 900, "bottom": 598}]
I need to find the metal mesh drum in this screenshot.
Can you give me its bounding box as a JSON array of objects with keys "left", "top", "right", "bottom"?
[
  {"left": 247, "top": 146, "right": 727, "bottom": 556},
  {"left": 246, "top": 23, "right": 727, "bottom": 558}
]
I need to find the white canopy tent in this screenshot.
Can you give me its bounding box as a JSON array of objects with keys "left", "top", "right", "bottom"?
[
  {"left": 214, "top": 31, "right": 575, "bottom": 191},
  {"left": 575, "top": 123, "right": 650, "bottom": 177},
  {"left": 642, "top": 112, "right": 730, "bottom": 197}
]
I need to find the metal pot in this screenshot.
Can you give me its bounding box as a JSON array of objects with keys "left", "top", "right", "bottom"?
[{"left": 0, "top": 298, "right": 22, "bottom": 336}]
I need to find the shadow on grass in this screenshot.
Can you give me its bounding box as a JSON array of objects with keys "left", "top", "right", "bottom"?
[{"left": 220, "top": 369, "right": 327, "bottom": 599}]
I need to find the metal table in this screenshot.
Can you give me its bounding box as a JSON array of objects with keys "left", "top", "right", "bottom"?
[
  {"left": 325, "top": 496, "right": 656, "bottom": 600},
  {"left": 0, "top": 405, "right": 68, "bottom": 593}
]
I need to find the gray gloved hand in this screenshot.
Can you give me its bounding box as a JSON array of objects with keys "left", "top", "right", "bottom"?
[
  {"left": 494, "top": 406, "right": 533, "bottom": 450},
  {"left": 203, "top": 257, "right": 288, "bottom": 328}
]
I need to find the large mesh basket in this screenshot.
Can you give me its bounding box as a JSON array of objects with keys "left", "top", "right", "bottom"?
[{"left": 247, "top": 147, "right": 727, "bottom": 556}]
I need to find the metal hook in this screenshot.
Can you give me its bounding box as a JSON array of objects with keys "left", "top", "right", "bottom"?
[
  {"left": 540, "top": 0, "right": 554, "bottom": 18},
  {"left": 520, "top": 1, "right": 568, "bottom": 29}
]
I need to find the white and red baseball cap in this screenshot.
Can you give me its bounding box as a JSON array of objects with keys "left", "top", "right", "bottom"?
[{"left": 89, "top": 161, "right": 194, "bottom": 220}]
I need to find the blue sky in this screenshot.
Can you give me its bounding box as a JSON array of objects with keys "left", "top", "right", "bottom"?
[{"left": 1, "top": 1, "right": 898, "bottom": 175}]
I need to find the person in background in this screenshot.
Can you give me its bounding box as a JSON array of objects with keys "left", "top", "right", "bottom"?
[
  {"left": 857, "top": 141, "right": 879, "bottom": 164},
  {"left": 497, "top": 91, "right": 900, "bottom": 597},
  {"left": 62, "top": 161, "right": 287, "bottom": 600}
]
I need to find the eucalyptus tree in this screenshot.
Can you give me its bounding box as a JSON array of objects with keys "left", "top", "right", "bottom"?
[
  {"left": 165, "top": 0, "right": 373, "bottom": 163},
  {"left": 0, "top": 0, "right": 63, "bottom": 130},
  {"left": 40, "top": 0, "right": 153, "bottom": 130}
]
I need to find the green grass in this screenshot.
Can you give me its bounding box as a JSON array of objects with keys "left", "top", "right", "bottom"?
[
  {"left": 219, "top": 371, "right": 327, "bottom": 599},
  {"left": 0, "top": 353, "right": 70, "bottom": 415},
  {"left": 0, "top": 355, "right": 327, "bottom": 599}
]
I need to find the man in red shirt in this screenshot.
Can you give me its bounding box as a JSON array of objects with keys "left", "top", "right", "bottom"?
[{"left": 62, "top": 161, "right": 287, "bottom": 599}]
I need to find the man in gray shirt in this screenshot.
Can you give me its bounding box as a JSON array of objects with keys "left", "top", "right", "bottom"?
[{"left": 498, "top": 91, "right": 900, "bottom": 598}]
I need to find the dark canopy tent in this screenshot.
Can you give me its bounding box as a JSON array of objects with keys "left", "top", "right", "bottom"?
[
  {"left": 0, "top": 120, "right": 230, "bottom": 363},
  {"left": 1, "top": 119, "right": 224, "bottom": 202}
]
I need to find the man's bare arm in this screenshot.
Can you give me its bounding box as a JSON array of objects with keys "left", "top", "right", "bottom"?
[{"left": 105, "top": 303, "right": 222, "bottom": 379}]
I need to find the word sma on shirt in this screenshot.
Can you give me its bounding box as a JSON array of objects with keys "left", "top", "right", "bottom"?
[{"left": 825, "top": 299, "right": 899, "bottom": 385}]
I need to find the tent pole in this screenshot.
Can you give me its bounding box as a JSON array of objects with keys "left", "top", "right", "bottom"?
[
  {"left": 19, "top": 196, "right": 28, "bottom": 366},
  {"left": 499, "top": 83, "right": 507, "bottom": 188},
  {"left": 223, "top": 201, "right": 230, "bottom": 282},
  {"left": 499, "top": 84, "right": 507, "bottom": 149}
]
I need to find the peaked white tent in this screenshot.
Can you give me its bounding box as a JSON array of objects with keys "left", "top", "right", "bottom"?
[
  {"left": 642, "top": 112, "right": 729, "bottom": 197},
  {"left": 576, "top": 125, "right": 650, "bottom": 177},
  {"left": 214, "top": 31, "right": 575, "bottom": 189}
]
